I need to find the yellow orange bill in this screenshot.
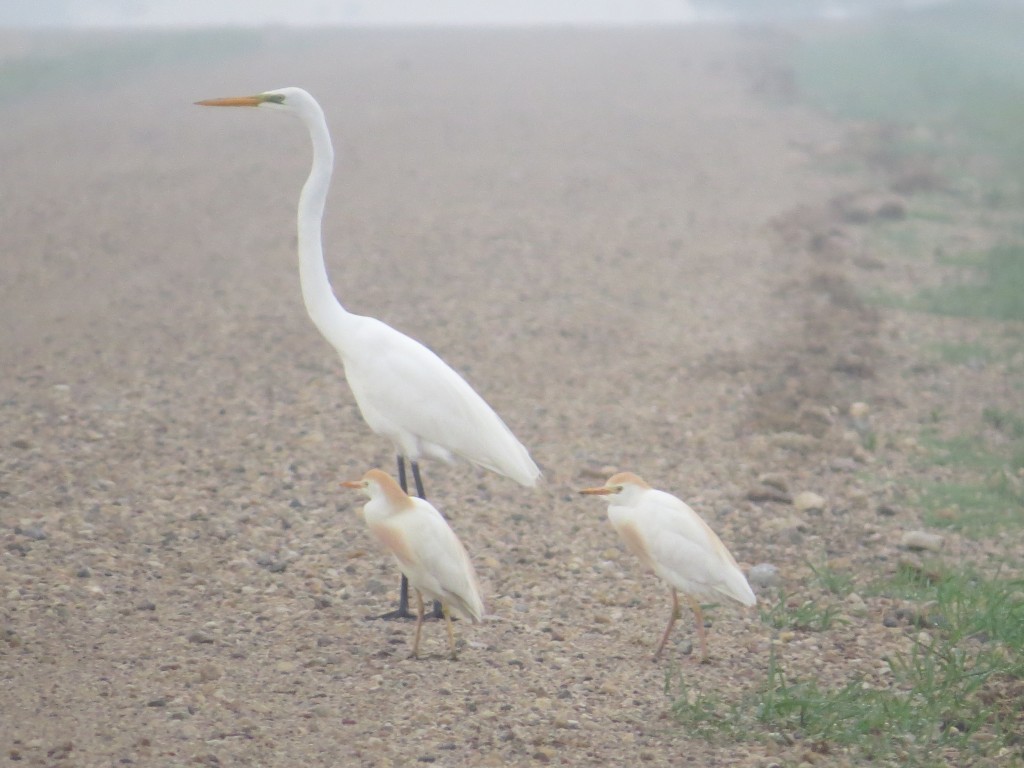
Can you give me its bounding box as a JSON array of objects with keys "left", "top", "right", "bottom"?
[
  {"left": 579, "top": 486, "right": 614, "bottom": 495},
  {"left": 340, "top": 480, "right": 364, "bottom": 489},
  {"left": 195, "top": 96, "right": 263, "bottom": 107}
]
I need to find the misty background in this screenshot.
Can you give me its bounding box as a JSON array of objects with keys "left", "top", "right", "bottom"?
[{"left": 3, "top": 0, "right": 940, "bottom": 27}]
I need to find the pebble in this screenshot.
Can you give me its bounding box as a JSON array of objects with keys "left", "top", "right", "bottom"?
[
  {"left": 757, "top": 473, "right": 789, "bottom": 492},
  {"left": 747, "top": 563, "right": 780, "bottom": 588},
  {"left": 828, "top": 457, "right": 859, "bottom": 472},
  {"left": 769, "top": 432, "right": 819, "bottom": 453},
  {"left": 16, "top": 525, "right": 47, "bottom": 541},
  {"left": 899, "top": 530, "right": 944, "bottom": 552},
  {"left": 849, "top": 401, "right": 870, "bottom": 420},
  {"left": 793, "top": 491, "right": 826, "bottom": 514},
  {"left": 844, "top": 593, "right": 868, "bottom": 616},
  {"left": 746, "top": 484, "right": 792, "bottom": 504},
  {"left": 187, "top": 631, "right": 215, "bottom": 644},
  {"left": 198, "top": 664, "right": 222, "bottom": 682}
]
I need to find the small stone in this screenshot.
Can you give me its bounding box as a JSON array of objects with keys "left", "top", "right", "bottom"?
[
  {"left": 849, "top": 402, "right": 870, "bottom": 420},
  {"left": 770, "top": 432, "right": 819, "bottom": 453},
  {"left": 793, "top": 491, "right": 826, "bottom": 514},
  {"left": 748, "top": 563, "right": 780, "bottom": 588},
  {"left": 844, "top": 593, "right": 868, "bottom": 616},
  {"left": 46, "top": 743, "right": 73, "bottom": 761},
  {"left": 746, "top": 485, "right": 792, "bottom": 504},
  {"left": 136, "top": 600, "right": 156, "bottom": 611},
  {"left": 147, "top": 698, "right": 168, "bottom": 707},
  {"left": 757, "top": 473, "right": 789, "bottom": 492},
  {"left": 829, "top": 457, "right": 859, "bottom": 472},
  {"left": 187, "top": 631, "right": 215, "bottom": 644},
  {"left": 900, "top": 531, "right": 944, "bottom": 552},
  {"left": 17, "top": 525, "right": 47, "bottom": 541},
  {"left": 76, "top": 567, "right": 92, "bottom": 578},
  {"left": 198, "top": 664, "right": 222, "bottom": 682},
  {"left": 532, "top": 747, "right": 555, "bottom": 763}
]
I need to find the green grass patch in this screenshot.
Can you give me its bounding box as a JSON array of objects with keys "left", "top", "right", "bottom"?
[
  {"left": 914, "top": 425, "right": 1024, "bottom": 534},
  {"left": 807, "top": 560, "right": 855, "bottom": 598},
  {"left": 0, "top": 30, "right": 262, "bottom": 101},
  {"left": 913, "top": 244, "right": 1024, "bottom": 322},
  {"left": 759, "top": 590, "right": 846, "bottom": 633},
  {"left": 795, "top": 1, "right": 1024, "bottom": 324},
  {"left": 673, "top": 567, "right": 1024, "bottom": 763},
  {"left": 795, "top": 1, "right": 1024, "bottom": 180},
  {"left": 931, "top": 341, "right": 995, "bottom": 367}
]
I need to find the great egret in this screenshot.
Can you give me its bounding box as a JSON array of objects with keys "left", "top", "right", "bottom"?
[
  {"left": 579, "top": 472, "right": 756, "bottom": 661},
  {"left": 196, "top": 88, "right": 540, "bottom": 618},
  {"left": 342, "top": 469, "right": 484, "bottom": 659}
]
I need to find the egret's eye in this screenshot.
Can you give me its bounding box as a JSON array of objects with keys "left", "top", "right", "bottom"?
[
  {"left": 615, "top": 486, "right": 623, "bottom": 493},
  {"left": 263, "top": 93, "right": 285, "bottom": 104}
]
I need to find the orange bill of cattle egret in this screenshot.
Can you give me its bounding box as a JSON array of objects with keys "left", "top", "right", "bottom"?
[
  {"left": 197, "top": 88, "right": 540, "bottom": 620},
  {"left": 342, "top": 469, "right": 485, "bottom": 659},
  {"left": 579, "top": 472, "right": 756, "bottom": 661}
]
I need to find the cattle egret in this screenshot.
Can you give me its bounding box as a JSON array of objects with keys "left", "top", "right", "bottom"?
[
  {"left": 580, "top": 472, "right": 756, "bottom": 661},
  {"left": 343, "top": 469, "right": 485, "bottom": 659}
]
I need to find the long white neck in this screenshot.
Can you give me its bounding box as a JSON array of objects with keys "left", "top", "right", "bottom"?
[{"left": 295, "top": 99, "right": 354, "bottom": 344}]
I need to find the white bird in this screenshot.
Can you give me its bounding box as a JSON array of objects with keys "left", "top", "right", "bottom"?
[
  {"left": 196, "top": 88, "right": 540, "bottom": 617},
  {"left": 579, "top": 472, "right": 756, "bottom": 661},
  {"left": 343, "top": 469, "right": 485, "bottom": 659}
]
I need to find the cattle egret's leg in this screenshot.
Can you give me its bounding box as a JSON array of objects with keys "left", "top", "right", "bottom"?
[
  {"left": 377, "top": 456, "right": 415, "bottom": 620},
  {"left": 411, "top": 589, "right": 425, "bottom": 659},
  {"left": 654, "top": 588, "right": 681, "bottom": 660},
  {"left": 686, "top": 595, "right": 710, "bottom": 662},
  {"left": 443, "top": 605, "right": 458, "bottom": 660},
  {"left": 410, "top": 461, "right": 445, "bottom": 621}
]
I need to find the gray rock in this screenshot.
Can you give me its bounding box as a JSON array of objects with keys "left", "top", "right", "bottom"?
[
  {"left": 16, "top": 525, "right": 47, "bottom": 541},
  {"left": 748, "top": 563, "right": 780, "bottom": 588}
]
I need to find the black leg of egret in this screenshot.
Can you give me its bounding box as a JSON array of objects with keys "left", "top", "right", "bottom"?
[
  {"left": 375, "top": 455, "right": 415, "bottom": 621},
  {"left": 411, "top": 461, "right": 445, "bottom": 620}
]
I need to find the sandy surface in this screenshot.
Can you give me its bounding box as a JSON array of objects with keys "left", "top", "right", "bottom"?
[{"left": 1, "top": 26, "right": 1018, "bottom": 767}]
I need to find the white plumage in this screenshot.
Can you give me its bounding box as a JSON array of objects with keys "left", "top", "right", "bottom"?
[
  {"left": 580, "top": 472, "right": 755, "bottom": 660},
  {"left": 197, "top": 87, "right": 540, "bottom": 618},
  {"left": 344, "top": 469, "right": 484, "bottom": 658},
  {"left": 196, "top": 87, "right": 540, "bottom": 487}
]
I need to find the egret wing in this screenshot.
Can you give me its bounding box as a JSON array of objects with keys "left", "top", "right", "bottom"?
[
  {"left": 628, "top": 491, "right": 755, "bottom": 605},
  {"left": 381, "top": 501, "right": 484, "bottom": 622},
  {"left": 341, "top": 316, "right": 539, "bottom": 484}
]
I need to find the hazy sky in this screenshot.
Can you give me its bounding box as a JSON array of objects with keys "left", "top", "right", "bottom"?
[{"left": 7, "top": 0, "right": 717, "bottom": 27}]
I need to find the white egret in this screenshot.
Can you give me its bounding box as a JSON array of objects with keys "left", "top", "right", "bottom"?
[
  {"left": 343, "top": 469, "right": 484, "bottom": 659},
  {"left": 579, "top": 472, "right": 756, "bottom": 661},
  {"left": 196, "top": 88, "right": 540, "bottom": 617}
]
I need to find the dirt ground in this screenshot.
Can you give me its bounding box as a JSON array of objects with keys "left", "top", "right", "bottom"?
[{"left": 1, "top": 26, "right": 1019, "bottom": 767}]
